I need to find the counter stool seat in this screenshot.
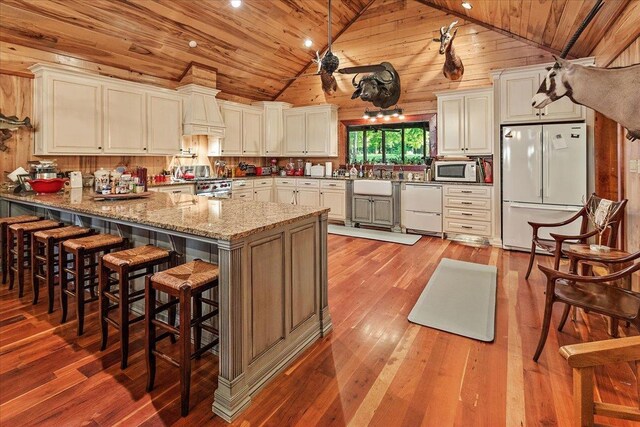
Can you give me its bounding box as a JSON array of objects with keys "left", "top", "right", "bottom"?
[
  {"left": 8, "top": 220, "right": 63, "bottom": 296},
  {"left": 60, "top": 233, "right": 126, "bottom": 336},
  {"left": 32, "top": 226, "right": 93, "bottom": 311},
  {"left": 99, "top": 245, "right": 175, "bottom": 369},
  {"left": 145, "top": 260, "right": 219, "bottom": 417},
  {"left": 2, "top": 215, "right": 41, "bottom": 285}
]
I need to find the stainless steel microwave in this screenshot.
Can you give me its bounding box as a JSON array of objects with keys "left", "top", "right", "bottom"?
[{"left": 434, "top": 160, "right": 477, "bottom": 182}]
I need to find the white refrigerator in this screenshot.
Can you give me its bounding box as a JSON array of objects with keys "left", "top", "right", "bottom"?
[{"left": 502, "top": 123, "right": 587, "bottom": 251}]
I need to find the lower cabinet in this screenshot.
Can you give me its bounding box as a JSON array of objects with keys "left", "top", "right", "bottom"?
[
  {"left": 276, "top": 186, "right": 296, "bottom": 204},
  {"left": 253, "top": 187, "right": 272, "bottom": 202},
  {"left": 297, "top": 188, "right": 320, "bottom": 207},
  {"left": 320, "top": 191, "right": 345, "bottom": 221},
  {"left": 148, "top": 184, "right": 194, "bottom": 195},
  {"left": 352, "top": 196, "right": 372, "bottom": 223},
  {"left": 232, "top": 189, "right": 253, "bottom": 200},
  {"left": 352, "top": 195, "right": 393, "bottom": 227}
]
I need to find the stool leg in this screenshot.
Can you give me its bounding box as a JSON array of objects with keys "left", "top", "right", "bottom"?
[
  {"left": 119, "top": 265, "right": 130, "bottom": 369},
  {"left": 46, "top": 239, "right": 56, "bottom": 313},
  {"left": 169, "top": 296, "right": 177, "bottom": 344},
  {"left": 75, "top": 249, "right": 86, "bottom": 336},
  {"left": 17, "top": 230, "right": 25, "bottom": 297},
  {"left": 1, "top": 225, "right": 7, "bottom": 285},
  {"left": 8, "top": 231, "right": 15, "bottom": 290},
  {"left": 89, "top": 253, "right": 97, "bottom": 299},
  {"left": 194, "top": 292, "right": 202, "bottom": 360},
  {"left": 180, "top": 286, "right": 192, "bottom": 417},
  {"left": 145, "top": 276, "right": 157, "bottom": 392},
  {"left": 31, "top": 236, "right": 40, "bottom": 305},
  {"left": 99, "top": 258, "right": 110, "bottom": 351},
  {"left": 59, "top": 243, "right": 69, "bottom": 323}
]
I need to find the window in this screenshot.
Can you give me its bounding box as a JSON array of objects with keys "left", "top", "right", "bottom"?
[{"left": 347, "top": 122, "right": 429, "bottom": 164}]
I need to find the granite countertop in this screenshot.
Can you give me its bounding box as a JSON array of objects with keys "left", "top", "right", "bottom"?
[{"left": 0, "top": 189, "right": 328, "bottom": 241}]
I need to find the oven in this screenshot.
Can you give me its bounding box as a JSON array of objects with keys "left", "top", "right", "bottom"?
[
  {"left": 434, "top": 160, "right": 477, "bottom": 182},
  {"left": 195, "top": 179, "right": 232, "bottom": 199}
]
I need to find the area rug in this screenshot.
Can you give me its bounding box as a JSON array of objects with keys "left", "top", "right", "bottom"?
[
  {"left": 328, "top": 224, "right": 421, "bottom": 245},
  {"left": 408, "top": 258, "right": 497, "bottom": 342}
]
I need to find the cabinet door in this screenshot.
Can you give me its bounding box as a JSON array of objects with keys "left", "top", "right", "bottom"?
[
  {"left": 500, "top": 72, "right": 540, "bottom": 123},
  {"left": 48, "top": 75, "right": 103, "bottom": 154},
  {"left": 103, "top": 86, "right": 147, "bottom": 154},
  {"left": 283, "top": 110, "right": 306, "bottom": 155},
  {"left": 320, "top": 190, "right": 345, "bottom": 220},
  {"left": 305, "top": 110, "right": 330, "bottom": 156},
  {"left": 147, "top": 92, "right": 182, "bottom": 155},
  {"left": 464, "top": 92, "right": 493, "bottom": 155},
  {"left": 540, "top": 72, "right": 584, "bottom": 120},
  {"left": 372, "top": 196, "right": 393, "bottom": 226},
  {"left": 437, "top": 96, "right": 465, "bottom": 155},
  {"left": 352, "top": 196, "right": 372, "bottom": 223},
  {"left": 263, "top": 106, "right": 282, "bottom": 156},
  {"left": 297, "top": 188, "right": 320, "bottom": 207},
  {"left": 221, "top": 105, "right": 243, "bottom": 155},
  {"left": 254, "top": 187, "right": 272, "bottom": 202},
  {"left": 242, "top": 109, "right": 263, "bottom": 156},
  {"left": 276, "top": 187, "right": 296, "bottom": 204}
]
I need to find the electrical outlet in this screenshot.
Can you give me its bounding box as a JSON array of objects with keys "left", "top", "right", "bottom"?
[{"left": 630, "top": 159, "right": 638, "bottom": 173}]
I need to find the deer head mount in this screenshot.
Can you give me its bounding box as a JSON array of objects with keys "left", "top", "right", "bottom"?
[{"left": 433, "top": 20, "right": 464, "bottom": 81}]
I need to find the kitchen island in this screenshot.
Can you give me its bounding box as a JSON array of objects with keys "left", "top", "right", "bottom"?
[{"left": 0, "top": 189, "right": 331, "bottom": 422}]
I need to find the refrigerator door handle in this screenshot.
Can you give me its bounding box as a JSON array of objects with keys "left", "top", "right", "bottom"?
[
  {"left": 509, "top": 202, "right": 581, "bottom": 212},
  {"left": 543, "top": 129, "right": 550, "bottom": 203}
]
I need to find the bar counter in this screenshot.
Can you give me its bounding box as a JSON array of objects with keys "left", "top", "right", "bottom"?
[{"left": 1, "top": 189, "right": 332, "bottom": 422}]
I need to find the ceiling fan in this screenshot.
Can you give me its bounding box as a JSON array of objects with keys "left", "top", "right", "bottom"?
[{"left": 281, "top": 0, "right": 386, "bottom": 95}]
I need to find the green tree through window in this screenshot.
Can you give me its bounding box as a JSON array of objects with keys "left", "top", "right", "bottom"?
[{"left": 347, "top": 123, "right": 429, "bottom": 164}]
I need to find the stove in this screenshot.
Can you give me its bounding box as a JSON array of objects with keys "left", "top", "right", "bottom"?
[{"left": 195, "top": 178, "right": 232, "bottom": 198}]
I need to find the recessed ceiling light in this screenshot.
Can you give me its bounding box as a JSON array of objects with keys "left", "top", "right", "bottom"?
[
  {"left": 230, "top": 0, "right": 242, "bottom": 8},
  {"left": 188, "top": 40, "right": 197, "bottom": 48},
  {"left": 461, "top": 2, "right": 472, "bottom": 10},
  {"left": 304, "top": 38, "right": 313, "bottom": 48}
]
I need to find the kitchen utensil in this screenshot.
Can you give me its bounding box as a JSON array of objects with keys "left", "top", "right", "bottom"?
[
  {"left": 69, "top": 171, "right": 83, "bottom": 188},
  {"left": 27, "top": 178, "right": 68, "bottom": 193}
]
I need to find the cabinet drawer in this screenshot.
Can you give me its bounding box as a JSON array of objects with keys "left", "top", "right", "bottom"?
[
  {"left": 444, "top": 196, "right": 491, "bottom": 210},
  {"left": 444, "top": 185, "right": 491, "bottom": 198},
  {"left": 232, "top": 179, "right": 253, "bottom": 189},
  {"left": 253, "top": 178, "right": 273, "bottom": 188},
  {"left": 444, "top": 219, "right": 490, "bottom": 236},
  {"left": 403, "top": 211, "right": 442, "bottom": 233},
  {"left": 232, "top": 189, "right": 253, "bottom": 200},
  {"left": 321, "top": 180, "right": 346, "bottom": 190},
  {"left": 155, "top": 184, "right": 194, "bottom": 194},
  {"left": 444, "top": 207, "right": 491, "bottom": 222},
  {"left": 297, "top": 179, "right": 320, "bottom": 188},
  {"left": 275, "top": 178, "right": 296, "bottom": 187}
]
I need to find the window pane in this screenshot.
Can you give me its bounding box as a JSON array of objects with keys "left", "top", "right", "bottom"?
[
  {"left": 385, "top": 130, "right": 402, "bottom": 164},
  {"left": 366, "top": 130, "right": 382, "bottom": 163},
  {"left": 404, "top": 127, "right": 425, "bottom": 164},
  {"left": 348, "top": 131, "right": 364, "bottom": 164}
]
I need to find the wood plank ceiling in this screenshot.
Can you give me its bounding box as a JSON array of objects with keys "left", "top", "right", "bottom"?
[{"left": 0, "top": 0, "right": 635, "bottom": 102}]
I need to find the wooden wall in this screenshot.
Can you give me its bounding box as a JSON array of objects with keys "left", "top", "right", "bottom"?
[{"left": 276, "top": 0, "right": 556, "bottom": 119}]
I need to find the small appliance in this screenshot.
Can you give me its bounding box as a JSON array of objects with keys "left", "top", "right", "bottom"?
[
  {"left": 256, "top": 167, "right": 272, "bottom": 176},
  {"left": 69, "top": 171, "right": 83, "bottom": 188},
  {"left": 304, "top": 162, "right": 312, "bottom": 176},
  {"left": 325, "top": 162, "right": 332, "bottom": 177},
  {"left": 434, "top": 160, "right": 477, "bottom": 182},
  {"left": 245, "top": 165, "right": 257, "bottom": 176},
  {"left": 310, "top": 164, "right": 325, "bottom": 177}
]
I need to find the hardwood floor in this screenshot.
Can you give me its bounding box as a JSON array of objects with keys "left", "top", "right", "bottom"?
[{"left": 1, "top": 235, "right": 637, "bottom": 426}]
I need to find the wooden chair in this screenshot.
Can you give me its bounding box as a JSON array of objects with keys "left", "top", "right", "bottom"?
[
  {"left": 525, "top": 194, "right": 627, "bottom": 280},
  {"left": 560, "top": 336, "right": 640, "bottom": 426},
  {"left": 533, "top": 251, "right": 640, "bottom": 362}
]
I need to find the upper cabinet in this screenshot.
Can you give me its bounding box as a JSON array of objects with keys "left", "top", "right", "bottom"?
[
  {"left": 494, "top": 58, "right": 594, "bottom": 124},
  {"left": 283, "top": 104, "right": 338, "bottom": 157},
  {"left": 436, "top": 88, "right": 493, "bottom": 156},
  {"left": 219, "top": 101, "right": 263, "bottom": 156},
  {"left": 30, "top": 64, "right": 182, "bottom": 156},
  {"left": 252, "top": 101, "right": 291, "bottom": 157}
]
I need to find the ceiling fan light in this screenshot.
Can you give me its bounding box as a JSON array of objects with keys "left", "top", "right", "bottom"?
[
  {"left": 231, "top": 0, "right": 242, "bottom": 8},
  {"left": 461, "top": 2, "right": 472, "bottom": 10}
]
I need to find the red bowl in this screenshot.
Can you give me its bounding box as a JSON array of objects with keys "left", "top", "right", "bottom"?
[{"left": 27, "top": 178, "right": 68, "bottom": 193}]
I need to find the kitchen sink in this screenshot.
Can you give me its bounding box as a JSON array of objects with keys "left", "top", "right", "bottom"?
[{"left": 353, "top": 180, "right": 392, "bottom": 196}]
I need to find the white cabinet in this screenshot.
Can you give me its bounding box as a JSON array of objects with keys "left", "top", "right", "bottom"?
[
  {"left": 276, "top": 186, "right": 296, "bottom": 204},
  {"left": 297, "top": 188, "right": 320, "bottom": 206},
  {"left": 103, "top": 86, "right": 146, "bottom": 154},
  {"left": 253, "top": 101, "right": 291, "bottom": 156},
  {"left": 30, "top": 64, "right": 183, "bottom": 156},
  {"left": 254, "top": 187, "right": 272, "bottom": 202},
  {"left": 232, "top": 189, "right": 253, "bottom": 200},
  {"left": 283, "top": 105, "right": 338, "bottom": 157},
  {"left": 499, "top": 68, "right": 587, "bottom": 124},
  {"left": 442, "top": 184, "right": 493, "bottom": 238},
  {"left": 436, "top": 88, "right": 493, "bottom": 156},
  {"left": 149, "top": 184, "right": 194, "bottom": 195},
  {"left": 320, "top": 180, "right": 346, "bottom": 221},
  {"left": 146, "top": 92, "right": 182, "bottom": 155},
  {"left": 220, "top": 102, "right": 263, "bottom": 156}
]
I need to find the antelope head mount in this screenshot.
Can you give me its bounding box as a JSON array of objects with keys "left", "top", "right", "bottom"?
[{"left": 433, "top": 21, "right": 464, "bottom": 81}]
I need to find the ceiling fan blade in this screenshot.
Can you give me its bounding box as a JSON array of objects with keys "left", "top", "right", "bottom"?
[
  {"left": 337, "top": 64, "right": 386, "bottom": 74},
  {"left": 279, "top": 72, "right": 320, "bottom": 82}
]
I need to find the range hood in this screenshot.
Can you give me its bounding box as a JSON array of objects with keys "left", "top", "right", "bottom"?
[{"left": 177, "top": 84, "right": 226, "bottom": 137}]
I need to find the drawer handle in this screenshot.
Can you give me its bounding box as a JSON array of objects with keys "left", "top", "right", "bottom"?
[
  {"left": 461, "top": 225, "right": 473, "bottom": 229},
  {"left": 461, "top": 212, "right": 472, "bottom": 216},
  {"left": 171, "top": 190, "right": 182, "bottom": 194},
  {"left": 304, "top": 183, "right": 311, "bottom": 185},
  {"left": 461, "top": 201, "right": 472, "bottom": 205},
  {"left": 329, "top": 184, "right": 336, "bottom": 187},
  {"left": 461, "top": 190, "right": 472, "bottom": 194}
]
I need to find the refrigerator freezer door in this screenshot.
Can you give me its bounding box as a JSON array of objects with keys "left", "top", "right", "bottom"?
[
  {"left": 502, "top": 125, "right": 542, "bottom": 203},
  {"left": 502, "top": 202, "right": 582, "bottom": 251},
  {"left": 542, "top": 123, "right": 587, "bottom": 206}
]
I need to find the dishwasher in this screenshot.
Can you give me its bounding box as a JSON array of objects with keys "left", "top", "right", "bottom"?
[{"left": 401, "top": 183, "right": 443, "bottom": 236}]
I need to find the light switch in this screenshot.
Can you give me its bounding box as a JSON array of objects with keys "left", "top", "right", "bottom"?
[{"left": 630, "top": 159, "right": 638, "bottom": 173}]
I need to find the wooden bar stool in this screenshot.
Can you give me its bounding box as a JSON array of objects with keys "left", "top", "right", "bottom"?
[
  {"left": 145, "top": 260, "right": 219, "bottom": 417},
  {"left": 1, "top": 215, "right": 42, "bottom": 285},
  {"left": 8, "top": 220, "right": 63, "bottom": 297},
  {"left": 32, "top": 226, "right": 94, "bottom": 311},
  {"left": 60, "top": 233, "right": 126, "bottom": 336},
  {"left": 99, "top": 244, "right": 176, "bottom": 369}
]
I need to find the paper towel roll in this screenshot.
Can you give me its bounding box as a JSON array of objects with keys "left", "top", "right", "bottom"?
[{"left": 325, "top": 162, "right": 332, "bottom": 177}]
